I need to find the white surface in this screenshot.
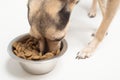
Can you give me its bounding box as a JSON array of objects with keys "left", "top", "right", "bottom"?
[{"left": 1, "top": 0, "right": 120, "bottom": 80}]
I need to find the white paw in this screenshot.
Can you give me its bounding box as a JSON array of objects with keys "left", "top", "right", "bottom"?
[
  {"left": 88, "top": 11, "right": 96, "bottom": 18},
  {"left": 76, "top": 47, "right": 94, "bottom": 59},
  {"left": 76, "top": 38, "right": 99, "bottom": 59}
]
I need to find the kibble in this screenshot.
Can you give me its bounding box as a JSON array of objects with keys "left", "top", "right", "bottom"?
[{"left": 12, "top": 36, "right": 60, "bottom": 60}]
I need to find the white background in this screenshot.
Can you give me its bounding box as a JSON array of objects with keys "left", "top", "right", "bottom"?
[{"left": 1, "top": 0, "right": 120, "bottom": 80}]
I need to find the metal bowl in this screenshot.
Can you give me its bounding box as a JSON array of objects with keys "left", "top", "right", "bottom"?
[{"left": 8, "top": 33, "right": 67, "bottom": 75}]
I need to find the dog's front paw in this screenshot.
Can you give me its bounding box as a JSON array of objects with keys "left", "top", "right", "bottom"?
[
  {"left": 76, "top": 38, "right": 99, "bottom": 59},
  {"left": 76, "top": 47, "right": 94, "bottom": 59},
  {"left": 88, "top": 10, "right": 96, "bottom": 18}
]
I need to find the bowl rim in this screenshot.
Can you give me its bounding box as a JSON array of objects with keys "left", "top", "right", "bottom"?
[{"left": 7, "top": 33, "right": 67, "bottom": 64}]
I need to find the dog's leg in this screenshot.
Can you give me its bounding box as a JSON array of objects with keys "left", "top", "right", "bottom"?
[
  {"left": 91, "top": 0, "right": 107, "bottom": 37},
  {"left": 98, "top": 0, "right": 106, "bottom": 17},
  {"left": 88, "top": 0, "right": 97, "bottom": 18},
  {"left": 76, "top": 0, "right": 120, "bottom": 59}
]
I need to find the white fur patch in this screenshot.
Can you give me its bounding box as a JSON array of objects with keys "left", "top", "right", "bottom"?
[{"left": 76, "top": 38, "right": 99, "bottom": 59}]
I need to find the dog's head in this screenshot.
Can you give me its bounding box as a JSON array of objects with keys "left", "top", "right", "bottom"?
[
  {"left": 34, "top": 0, "right": 79, "bottom": 40},
  {"left": 28, "top": 0, "right": 79, "bottom": 51},
  {"left": 44, "top": 0, "right": 79, "bottom": 51}
]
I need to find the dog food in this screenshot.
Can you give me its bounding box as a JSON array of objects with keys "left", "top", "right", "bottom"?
[{"left": 12, "top": 36, "right": 60, "bottom": 60}]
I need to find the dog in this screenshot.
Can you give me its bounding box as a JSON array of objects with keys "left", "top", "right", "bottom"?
[{"left": 27, "top": 0, "right": 120, "bottom": 59}]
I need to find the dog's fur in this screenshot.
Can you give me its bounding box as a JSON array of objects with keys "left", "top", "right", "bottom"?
[
  {"left": 28, "top": 0, "right": 78, "bottom": 53},
  {"left": 27, "top": 0, "right": 120, "bottom": 59}
]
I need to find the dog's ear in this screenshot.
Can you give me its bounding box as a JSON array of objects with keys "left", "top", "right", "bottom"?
[{"left": 65, "top": 0, "right": 79, "bottom": 11}]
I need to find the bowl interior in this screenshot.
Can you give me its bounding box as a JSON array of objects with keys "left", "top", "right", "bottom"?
[{"left": 8, "top": 33, "right": 67, "bottom": 63}]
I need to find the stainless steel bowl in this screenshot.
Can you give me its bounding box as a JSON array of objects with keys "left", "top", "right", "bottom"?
[{"left": 8, "top": 33, "right": 67, "bottom": 75}]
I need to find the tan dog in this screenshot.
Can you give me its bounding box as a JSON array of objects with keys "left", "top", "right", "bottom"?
[{"left": 27, "top": 0, "right": 120, "bottom": 59}]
